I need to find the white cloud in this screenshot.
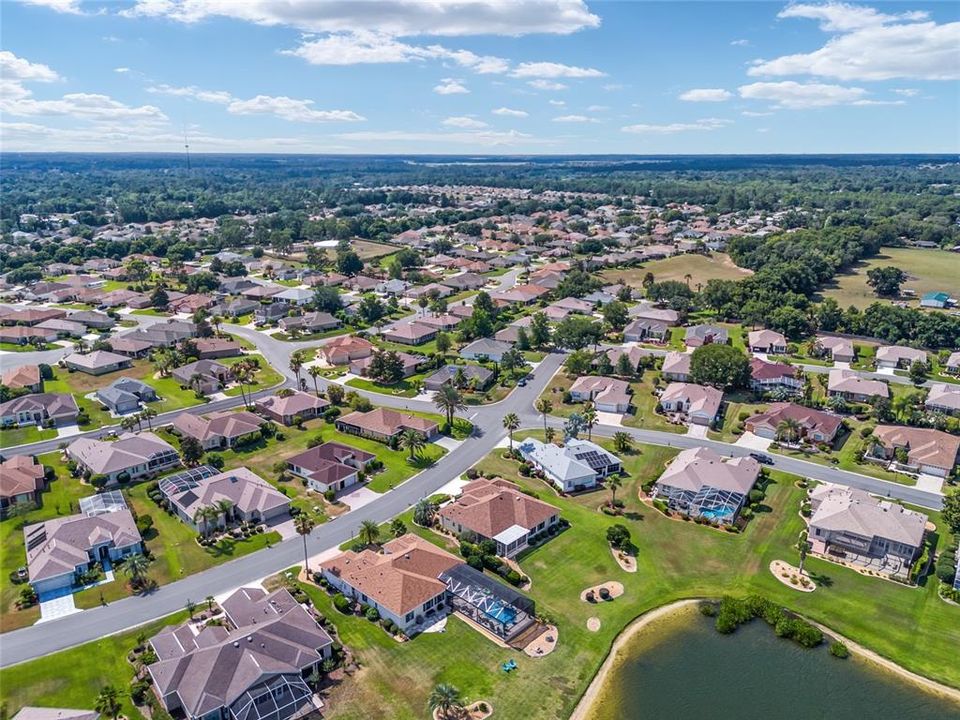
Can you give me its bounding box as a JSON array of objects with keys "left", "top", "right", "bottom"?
[
  {"left": 679, "top": 88, "right": 733, "bottom": 102},
  {"left": 586, "top": 104, "right": 608, "bottom": 112},
  {"left": 602, "top": 82, "right": 623, "bottom": 91},
  {"left": 757, "top": 127, "right": 770, "bottom": 133},
  {"left": 622, "top": 118, "right": 731, "bottom": 135},
  {"left": 750, "top": 7, "right": 959, "bottom": 81},
  {"left": 741, "top": 110, "right": 774, "bottom": 117},
  {"left": 148, "top": 84, "right": 234, "bottom": 104},
  {"left": 492, "top": 107, "right": 528, "bottom": 117},
  {"left": 738, "top": 80, "right": 876, "bottom": 108},
  {"left": 442, "top": 115, "right": 488, "bottom": 129},
  {"left": 730, "top": 39, "right": 750, "bottom": 46},
  {"left": 0, "top": 51, "right": 60, "bottom": 82},
  {"left": 18, "top": 0, "right": 84, "bottom": 14},
  {"left": 226, "top": 95, "right": 364, "bottom": 122},
  {"left": 893, "top": 88, "right": 919, "bottom": 97},
  {"left": 336, "top": 129, "right": 541, "bottom": 147},
  {"left": 552, "top": 114, "right": 596, "bottom": 123},
  {"left": 434, "top": 78, "right": 469, "bottom": 95},
  {"left": 114, "top": 67, "right": 131, "bottom": 74},
  {"left": 119, "top": 0, "right": 601, "bottom": 36},
  {"left": 548, "top": 99, "right": 566, "bottom": 106},
  {"left": 3, "top": 92, "right": 168, "bottom": 122},
  {"left": 511, "top": 61, "right": 604, "bottom": 78},
  {"left": 528, "top": 79, "right": 567, "bottom": 91}
]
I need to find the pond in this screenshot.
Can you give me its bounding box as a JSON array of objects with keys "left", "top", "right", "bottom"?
[{"left": 589, "top": 605, "right": 960, "bottom": 720}]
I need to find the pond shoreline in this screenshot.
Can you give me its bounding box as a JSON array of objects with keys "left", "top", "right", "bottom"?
[{"left": 570, "top": 598, "right": 960, "bottom": 720}]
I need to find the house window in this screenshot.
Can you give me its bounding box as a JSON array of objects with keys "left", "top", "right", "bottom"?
[{"left": 405, "top": 612, "right": 414, "bottom": 622}]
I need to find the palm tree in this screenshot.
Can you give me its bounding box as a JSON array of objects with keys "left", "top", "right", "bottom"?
[
  {"left": 133, "top": 412, "right": 144, "bottom": 431},
  {"left": 141, "top": 407, "right": 157, "bottom": 430},
  {"left": 294, "top": 513, "right": 316, "bottom": 573},
  {"left": 612, "top": 431, "right": 632, "bottom": 453},
  {"left": 358, "top": 519, "right": 381, "bottom": 547},
  {"left": 233, "top": 362, "right": 252, "bottom": 408},
  {"left": 290, "top": 355, "right": 304, "bottom": 389},
  {"left": 308, "top": 365, "right": 322, "bottom": 396},
  {"left": 205, "top": 595, "right": 215, "bottom": 612},
  {"left": 94, "top": 686, "right": 122, "bottom": 720},
  {"left": 502, "top": 412, "right": 520, "bottom": 452},
  {"left": 775, "top": 417, "right": 802, "bottom": 444},
  {"left": 400, "top": 428, "right": 425, "bottom": 461},
  {"left": 607, "top": 475, "right": 623, "bottom": 508},
  {"left": 189, "top": 373, "right": 205, "bottom": 394},
  {"left": 427, "top": 683, "right": 464, "bottom": 720},
  {"left": 193, "top": 506, "right": 216, "bottom": 536},
  {"left": 582, "top": 402, "right": 597, "bottom": 441},
  {"left": 215, "top": 499, "right": 234, "bottom": 527},
  {"left": 797, "top": 531, "right": 810, "bottom": 575},
  {"left": 120, "top": 415, "right": 138, "bottom": 433},
  {"left": 535, "top": 397, "right": 552, "bottom": 435},
  {"left": 153, "top": 348, "right": 174, "bottom": 377},
  {"left": 185, "top": 598, "right": 197, "bottom": 619},
  {"left": 120, "top": 553, "right": 151, "bottom": 591},
  {"left": 683, "top": 272, "right": 692, "bottom": 288},
  {"left": 544, "top": 427, "right": 556, "bottom": 444},
  {"left": 211, "top": 314, "right": 223, "bottom": 335},
  {"left": 433, "top": 383, "right": 466, "bottom": 429}
]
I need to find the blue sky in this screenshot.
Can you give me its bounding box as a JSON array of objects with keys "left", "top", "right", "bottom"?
[{"left": 1, "top": 1, "right": 957, "bottom": 153}]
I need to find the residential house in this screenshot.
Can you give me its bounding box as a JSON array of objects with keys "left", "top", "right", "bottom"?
[
  {"left": 194, "top": 338, "right": 242, "bottom": 359},
  {"left": 490, "top": 284, "right": 550, "bottom": 305},
  {"left": 376, "top": 279, "right": 410, "bottom": 296},
  {"left": 568, "top": 376, "right": 632, "bottom": 413},
  {"left": 274, "top": 287, "right": 313, "bottom": 306},
  {"left": 95, "top": 377, "right": 157, "bottom": 414},
  {"left": 108, "top": 336, "right": 153, "bottom": 358},
  {"left": 0, "top": 393, "right": 79, "bottom": 427},
  {"left": 518, "top": 438, "right": 622, "bottom": 493},
  {"left": 623, "top": 318, "right": 670, "bottom": 344},
  {"left": 172, "top": 359, "right": 233, "bottom": 395},
  {"left": 745, "top": 403, "right": 842, "bottom": 443},
  {"left": 254, "top": 302, "right": 290, "bottom": 326},
  {"left": 404, "top": 282, "right": 453, "bottom": 300},
  {"left": 1, "top": 364, "right": 43, "bottom": 392},
  {"left": 628, "top": 302, "right": 681, "bottom": 326},
  {"left": 808, "top": 484, "right": 926, "bottom": 577},
  {"left": 603, "top": 346, "right": 651, "bottom": 374},
  {"left": 414, "top": 313, "right": 462, "bottom": 332},
  {"left": 684, "top": 324, "right": 728, "bottom": 348},
  {"left": 920, "top": 291, "right": 950, "bottom": 309},
  {"left": 749, "top": 358, "right": 802, "bottom": 394},
  {"left": 827, "top": 369, "right": 889, "bottom": 403},
  {"left": 423, "top": 364, "right": 494, "bottom": 392},
  {"left": 23, "top": 505, "right": 143, "bottom": 594},
  {"left": 62, "top": 350, "right": 132, "bottom": 376},
  {"left": 867, "top": 425, "right": 960, "bottom": 478},
  {"left": 438, "top": 478, "right": 559, "bottom": 557},
  {"left": 659, "top": 383, "right": 723, "bottom": 426},
  {"left": 278, "top": 311, "right": 341, "bottom": 334},
  {"left": 816, "top": 336, "right": 855, "bottom": 363},
  {"left": 255, "top": 391, "right": 329, "bottom": 425},
  {"left": 0, "top": 307, "right": 66, "bottom": 326},
  {"left": 335, "top": 407, "right": 439, "bottom": 443},
  {"left": 383, "top": 321, "right": 438, "bottom": 346},
  {"left": 0, "top": 325, "right": 59, "bottom": 345},
  {"left": 350, "top": 350, "right": 424, "bottom": 379},
  {"left": 67, "top": 310, "right": 115, "bottom": 330},
  {"left": 316, "top": 335, "right": 374, "bottom": 366},
  {"left": 945, "top": 352, "right": 960, "bottom": 375},
  {"left": 171, "top": 410, "right": 265, "bottom": 451},
  {"left": 460, "top": 338, "right": 513, "bottom": 363},
  {"left": 441, "top": 272, "right": 486, "bottom": 292},
  {"left": 875, "top": 346, "right": 927, "bottom": 370},
  {"left": 747, "top": 329, "right": 788, "bottom": 354},
  {"left": 652, "top": 447, "right": 760, "bottom": 524},
  {"left": 161, "top": 466, "right": 290, "bottom": 530},
  {"left": 925, "top": 383, "right": 960, "bottom": 416},
  {"left": 661, "top": 353, "right": 693, "bottom": 383},
  {"left": 36, "top": 318, "right": 87, "bottom": 338},
  {"left": 67, "top": 432, "right": 180, "bottom": 484},
  {"left": 286, "top": 442, "right": 376, "bottom": 494},
  {"left": 320, "top": 534, "right": 463, "bottom": 634},
  {"left": 0, "top": 455, "right": 45, "bottom": 517},
  {"left": 215, "top": 297, "right": 259, "bottom": 318},
  {"left": 147, "top": 587, "right": 332, "bottom": 720}
]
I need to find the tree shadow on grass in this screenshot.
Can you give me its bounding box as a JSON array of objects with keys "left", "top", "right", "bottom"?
[{"left": 807, "top": 570, "right": 834, "bottom": 588}]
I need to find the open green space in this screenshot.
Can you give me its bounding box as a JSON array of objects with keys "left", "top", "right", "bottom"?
[
  {"left": 600, "top": 252, "right": 753, "bottom": 289},
  {"left": 0, "top": 342, "right": 54, "bottom": 352},
  {"left": 0, "top": 425, "right": 58, "bottom": 449},
  {"left": 345, "top": 372, "right": 430, "bottom": 398},
  {"left": 820, "top": 248, "right": 960, "bottom": 310},
  {"left": 219, "top": 355, "right": 284, "bottom": 396}
]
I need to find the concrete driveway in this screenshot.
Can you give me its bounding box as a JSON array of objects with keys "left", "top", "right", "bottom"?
[
  {"left": 596, "top": 411, "right": 624, "bottom": 427},
  {"left": 38, "top": 593, "right": 81, "bottom": 622},
  {"left": 915, "top": 473, "right": 944, "bottom": 494},
  {"left": 264, "top": 515, "right": 298, "bottom": 541},
  {"left": 686, "top": 424, "right": 709, "bottom": 439},
  {"left": 734, "top": 432, "right": 774, "bottom": 451},
  {"left": 338, "top": 485, "right": 382, "bottom": 511}
]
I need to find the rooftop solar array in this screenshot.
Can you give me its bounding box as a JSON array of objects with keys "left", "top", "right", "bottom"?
[
  {"left": 574, "top": 449, "right": 611, "bottom": 472},
  {"left": 158, "top": 465, "right": 218, "bottom": 497}
]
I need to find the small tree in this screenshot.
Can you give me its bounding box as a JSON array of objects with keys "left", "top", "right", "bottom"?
[
  {"left": 427, "top": 683, "right": 465, "bottom": 720},
  {"left": 400, "top": 428, "right": 425, "bottom": 461},
  {"left": 606, "top": 524, "right": 631, "bottom": 550},
  {"left": 185, "top": 598, "right": 197, "bottom": 619},
  {"left": 612, "top": 431, "right": 632, "bottom": 453},
  {"left": 502, "top": 412, "right": 520, "bottom": 452},
  {"left": 358, "top": 519, "right": 381, "bottom": 547},
  {"left": 390, "top": 517, "right": 407, "bottom": 537},
  {"left": 295, "top": 513, "right": 316, "bottom": 573},
  {"left": 413, "top": 498, "right": 434, "bottom": 527},
  {"left": 535, "top": 397, "right": 552, "bottom": 435},
  {"left": 180, "top": 436, "right": 204, "bottom": 466},
  {"left": 94, "top": 686, "right": 122, "bottom": 720},
  {"left": 607, "top": 475, "right": 623, "bottom": 508},
  {"left": 908, "top": 359, "right": 928, "bottom": 385}
]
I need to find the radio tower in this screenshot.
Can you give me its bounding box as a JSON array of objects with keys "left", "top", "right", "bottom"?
[{"left": 183, "top": 125, "right": 191, "bottom": 171}]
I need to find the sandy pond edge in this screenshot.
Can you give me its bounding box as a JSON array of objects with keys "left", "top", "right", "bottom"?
[{"left": 569, "top": 598, "right": 960, "bottom": 720}]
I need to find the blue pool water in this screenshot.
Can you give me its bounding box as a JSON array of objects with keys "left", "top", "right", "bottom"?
[
  {"left": 700, "top": 508, "right": 733, "bottom": 521},
  {"left": 486, "top": 601, "right": 517, "bottom": 624}
]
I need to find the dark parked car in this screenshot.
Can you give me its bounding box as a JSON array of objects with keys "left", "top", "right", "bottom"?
[{"left": 749, "top": 452, "right": 774, "bottom": 465}]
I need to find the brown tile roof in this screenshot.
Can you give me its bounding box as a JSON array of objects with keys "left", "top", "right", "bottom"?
[
  {"left": 873, "top": 425, "right": 960, "bottom": 471},
  {"left": 746, "top": 402, "right": 842, "bottom": 439},
  {"left": 439, "top": 478, "right": 557, "bottom": 539},
  {"left": 171, "top": 410, "right": 263, "bottom": 444},
  {"left": 337, "top": 407, "right": 438, "bottom": 437},
  {"left": 322, "top": 534, "right": 462, "bottom": 617},
  {"left": 1, "top": 364, "right": 40, "bottom": 389},
  {"left": 0, "top": 455, "right": 44, "bottom": 499}
]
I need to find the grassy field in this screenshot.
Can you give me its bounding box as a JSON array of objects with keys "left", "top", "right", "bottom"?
[
  {"left": 219, "top": 355, "right": 284, "bottom": 396},
  {"left": 3, "top": 434, "right": 958, "bottom": 719},
  {"left": 820, "top": 248, "right": 960, "bottom": 310},
  {"left": 0, "top": 342, "right": 54, "bottom": 352},
  {"left": 0, "top": 425, "right": 58, "bottom": 449},
  {"left": 601, "top": 252, "right": 753, "bottom": 289}
]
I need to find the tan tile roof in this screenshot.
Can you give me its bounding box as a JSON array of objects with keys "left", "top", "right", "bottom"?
[
  {"left": 0, "top": 455, "right": 44, "bottom": 499},
  {"left": 1, "top": 364, "right": 40, "bottom": 389},
  {"left": 439, "top": 478, "right": 557, "bottom": 539},
  {"left": 746, "top": 402, "right": 841, "bottom": 439},
  {"left": 873, "top": 425, "right": 960, "bottom": 471},
  {"left": 338, "top": 407, "right": 437, "bottom": 437}
]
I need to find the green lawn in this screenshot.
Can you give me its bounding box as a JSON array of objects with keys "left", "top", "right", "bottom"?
[
  {"left": 4, "top": 436, "right": 959, "bottom": 719},
  {"left": 821, "top": 248, "right": 960, "bottom": 310},
  {"left": 273, "top": 327, "right": 352, "bottom": 342},
  {"left": 0, "top": 342, "right": 54, "bottom": 352},
  {"left": 0, "top": 425, "right": 57, "bottom": 449},
  {"left": 219, "top": 355, "right": 284, "bottom": 396},
  {"left": 131, "top": 308, "right": 171, "bottom": 317},
  {"left": 707, "top": 396, "right": 768, "bottom": 442},
  {"left": 345, "top": 372, "right": 430, "bottom": 398}
]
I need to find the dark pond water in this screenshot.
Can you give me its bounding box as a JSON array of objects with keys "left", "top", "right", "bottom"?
[{"left": 590, "top": 606, "right": 960, "bottom": 720}]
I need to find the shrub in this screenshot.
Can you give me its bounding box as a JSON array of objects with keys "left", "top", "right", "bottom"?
[
  {"left": 365, "top": 606, "right": 380, "bottom": 622},
  {"left": 606, "top": 524, "right": 631, "bottom": 549},
  {"left": 830, "top": 641, "right": 850, "bottom": 659},
  {"left": 505, "top": 570, "right": 523, "bottom": 586},
  {"left": 748, "top": 489, "right": 764, "bottom": 505},
  {"left": 332, "top": 593, "right": 351, "bottom": 614},
  {"left": 207, "top": 453, "right": 225, "bottom": 469},
  {"left": 465, "top": 468, "right": 479, "bottom": 479}
]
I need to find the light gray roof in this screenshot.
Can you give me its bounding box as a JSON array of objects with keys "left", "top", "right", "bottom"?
[
  {"left": 810, "top": 485, "right": 927, "bottom": 547},
  {"left": 518, "top": 438, "right": 619, "bottom": 483},
  {"left": 164, "top": 466, "right": 289, "bottom": 520},
  {"left": 657, "top": 447, "right": 759, "bottom": 495},
  {"left": 63, "top": 349, "right": 129, "bottom": 369},
  {"left": 13, "top": 709, "right": 98, "bottom": 720},
  {"left": 67, "top": 432, "right": 178, "bottom": 475}
]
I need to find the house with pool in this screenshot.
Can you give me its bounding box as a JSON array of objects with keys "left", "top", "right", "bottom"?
[{"left": 651, "top": 447, "right": 760, "bottom": 524}]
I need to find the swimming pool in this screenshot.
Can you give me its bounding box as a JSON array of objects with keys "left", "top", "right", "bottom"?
[
  {"left": 485, "top": 600, "right": 518, "bottom": 625},
  {"left": 699, "top": 508, "right": 733, "bottom": 521}
]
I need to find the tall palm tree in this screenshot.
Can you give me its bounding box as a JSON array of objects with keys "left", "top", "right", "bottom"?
[
  {"left": 94, "top": 686, "right": 122, "bottom": 720},
  {"left": 141, "top": 407, "right": 157, "bottom": 430},
  {"left": 290, "top": 355, "right": 304, "bottom": 389},
  {"left": 211, "top": 314, "right": 223, "bottom": 335},
  {"left": 193, "top": 507, "right": 215, "bottom": 536},
  {"left": 400, "top": 429, "right": 425, "bottom": 461},
  {"left": 433, "top": 383, "right": 466, "bottom": 429},
  {"left": 206, "top": 595, "right": 215, "bottom": 612},
  {"left": 607, "top": 475, "right": 623, "bottom": 508},
  {"left": 308, "top": 365, "right": 322, "bottom": 396},
  {"left": 544, "top": 426, "right": 556, "bottom": 444},
  {"left": 215, "top": 499, "right": 234, "bottom": 527},
  {"left": 153, "top": 348, "right": 173, "bottom": 377},
  {"left": 683, "top": 272, "right": 692, "bottom": 288},
  {"left": 583, "top": 402, "right": 597, "bottom": 441},
  {"left": 775, "top": 417, "right": 802, "bottom": 444},
  {"left": 502, "top": 413, "right": 520, "bottom": 452},
  {"left": 535, "top": 397, "right": 552, "bottom": 435},
  {"left": 133, "top": 413, "right": 144, "bottom": 431},
  {"left": 189, "top": 373, "right": 205, "bottom": 394},
  {"left": 358, "top": 519, "right": 381, "bottom": 547},
  {"left": 120, "top": 415, "right": 138, "bottom": 433},
  {"left": 427, "top": 683, "right": 464, "bottom": 720},
  {"left": 295, "top": 513, "right": 316, "bottom": 573},
  {"left": 121, "top": 553, "right": 151, "bottom": 591},
  {"left": 233, "top": 362, "right": 252, "bottom": 408},
  {"left": 612, "top": 431, "right": 632, "bottom": 453}
]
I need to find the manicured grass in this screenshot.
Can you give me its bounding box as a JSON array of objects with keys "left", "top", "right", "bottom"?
[
  {"left": 0, "top": 609, "right": 190, "bottom": 720},
  {"left": 0, "top": 425, "right": 57, "bottom": 449},
  {"left": 820, "top": 248, "right": 960, "bottom": 310},
  {"left": 219, "top": 355, "right": 284, "bottom": 396},
  {"left": 0, "top": 342, "right": 53, "bottom": 352},
  {"left": 345, "top": 372, "right": 430, "bottom": 398},
  {"left": 707, "top": 396, "right": 768, "bottom": 442},
  {"left": 131, "top": 308, "right": 171, "bottom": 316},
  {"left": 601, "top": 252, "right": 753, "bottom": 288},
  {"left": 273, "top": 327, "right": 351, "bottom": 342}
]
